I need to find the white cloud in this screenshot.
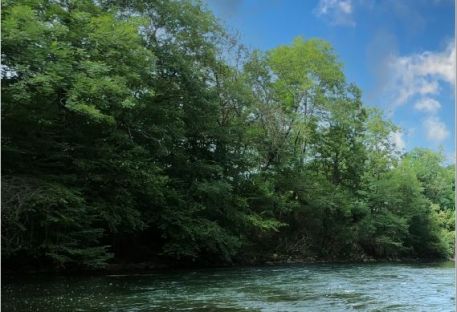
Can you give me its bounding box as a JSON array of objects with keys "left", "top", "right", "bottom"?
[
  {"left": 423, "top": 116, "right": 449, "bottom": 142},
  {"left": 314, "top": 0, "right": 355, "bottom": 26},
  {"left": 389, "top": 130, "right": 406, "bottom": 151},
  {"left": 386, "top": 40, "right": 455, "bottom": 108},
  {"left": 414, "top": 97, "right": 441, "bottom": 113},
  {"left": 338, "top": 1, "right": 352, "bottom": 13},
  {"left": 379, "top": 41, "right": 454, "bottom": 147},
  {"left": 414, "top": 46, "right": 456, "bottom": 85}
]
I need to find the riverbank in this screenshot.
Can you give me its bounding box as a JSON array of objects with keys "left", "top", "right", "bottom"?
[
  {"left": 107, "top": 257, "right": 453, "bottom": 272},
  {"left": 4, "top": 255, "right": 452, "bottom": 276}
]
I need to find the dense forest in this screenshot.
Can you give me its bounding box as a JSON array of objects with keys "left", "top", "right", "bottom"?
[{"left": 2, "top": 0, "right": 455, "bottom": 271}]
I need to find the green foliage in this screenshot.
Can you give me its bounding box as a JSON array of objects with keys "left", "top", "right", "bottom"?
[
  {"left": 2, "top": 176, "right": 111, "bottom": 269},
  {"left": 2, "top": 0, "right": 454, "bottom": 270}
]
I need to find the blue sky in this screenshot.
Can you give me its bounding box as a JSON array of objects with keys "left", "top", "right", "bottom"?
[{"left": 205, "top": 0, "right": 455, "bottom": 162}]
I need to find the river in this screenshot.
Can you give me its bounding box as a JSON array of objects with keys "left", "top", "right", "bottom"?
[{"left": 2, "top": 262, "right": 455, "bottom": 311}]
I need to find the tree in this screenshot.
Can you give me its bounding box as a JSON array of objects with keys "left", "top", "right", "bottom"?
[
  {"left": 2, "top": 0, "right": 162, "bottom": 268},
  {"left": 2, "top": 0, "right": 453, "bottom": 270}
]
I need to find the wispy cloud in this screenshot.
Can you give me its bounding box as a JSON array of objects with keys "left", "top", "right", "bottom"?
[
  {"left": 423, "top": 116, "right": 449, "bottom": 143},
  {"left": 375, "top": 39, "right": 454, "bottom": 145},
  {"left": 314, "top": 0, "right": 355, "bottom": 26},
  {"left": 414, "top": 97, "right": 441, "bottom": 113},
  {"left": 386, "top": 40, "right": 455, "bottom": 108}
]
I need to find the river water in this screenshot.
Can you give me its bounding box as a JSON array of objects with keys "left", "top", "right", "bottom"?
[{"left": 2, "top": 262, "right": 455, "bottom": 311}]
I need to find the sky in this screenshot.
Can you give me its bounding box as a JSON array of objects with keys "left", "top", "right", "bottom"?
[{"left": 205, "top": 0, "right": 456, "bottom": 162}]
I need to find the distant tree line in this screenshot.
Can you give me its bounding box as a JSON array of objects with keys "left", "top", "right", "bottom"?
[{"left": 2, "top": 0, "right": 454, "bottom": 270}]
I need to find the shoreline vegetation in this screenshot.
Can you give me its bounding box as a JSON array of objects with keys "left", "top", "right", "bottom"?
[
  {"left": 2, "top": 0, "right": 455, "bottom": 274},
  {"left": 90, "top": 256, "right": 457, "bottom": 273},
  {"left": 4, "top": 256, "right": 455, "bottom": 275}
]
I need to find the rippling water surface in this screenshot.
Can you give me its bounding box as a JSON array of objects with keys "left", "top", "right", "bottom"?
[{"left": 2, "top": 262, "right": 455, "bottom": 311}]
